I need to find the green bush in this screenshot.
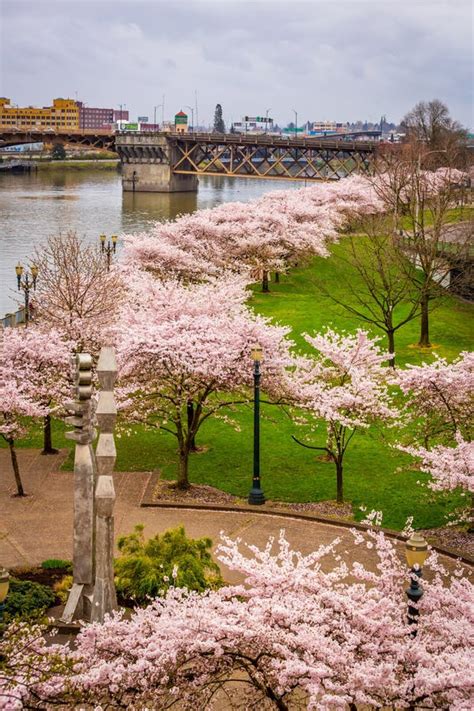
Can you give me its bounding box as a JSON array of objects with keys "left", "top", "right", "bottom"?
[
  {"left": 41, "top": 559, "right": 72, "bottom": 571},
  {"left": 51, "top": 143, "right": 66, "bottom": 160},
  {"left": 115, "top": 525, "right": 223, "bottom": 604},
  {"left": 4, "top": 578, "right": 55, "bottom": 618}
]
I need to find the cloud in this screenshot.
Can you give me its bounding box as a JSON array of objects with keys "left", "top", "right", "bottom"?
[{"left": 0, "top": 0, "right": 472, "bottom": 127}]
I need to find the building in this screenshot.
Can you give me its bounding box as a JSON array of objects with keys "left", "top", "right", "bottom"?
[
  {"left": 174, "top": 110, "right": 188, "bottom": 134},
  {"left": 232, "top": 115, "right": 274, "bottom": 134},
  {"left": 310, "top": 121, "right": 346, "bottom": 135},
  {"left": 0, "top": 97, "right": 80, "bottom": 129},
  {"left": 77, "top": 102, "right": 129, "bottom": 129}
]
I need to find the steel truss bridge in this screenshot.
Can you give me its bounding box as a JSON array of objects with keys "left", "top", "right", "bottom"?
[
  {"left": 169, "top": 133, "right": 375, "bottom": 181},
  {"left": 0, "top": 129, "right": 115, "bottom": 150},
  {"left": 0, "top": 130, "right": 377, "bottom": 183}
]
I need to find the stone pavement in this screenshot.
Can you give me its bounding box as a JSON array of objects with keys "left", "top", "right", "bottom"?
[{"left": 0, "top": 449, "right": 471, "bottom": 584}]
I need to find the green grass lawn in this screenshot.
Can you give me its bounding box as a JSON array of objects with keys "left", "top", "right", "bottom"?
[
  {"left": 6, "top": 232, "right": 472, "bottom": 531},
  {"left": 251, "top": 240, "right": 473, "bottom": 364}
]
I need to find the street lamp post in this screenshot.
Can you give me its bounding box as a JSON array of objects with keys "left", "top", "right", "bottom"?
[
  {"left": 405, "top": 532, "right": 428, "bottom": 635},
  {"left": 15, "top": 262, "right": 38, "bottom": 327},
  {"left": 265, "top": 107, "right": 272, "bottom": 134},
  {"left": 99, "top": 234, "right": 118, "bottom": 271},
  {"left": 0, "top": 568, "right": 10, "bottom": 621},
  {"left": 248, "top": 346, "right": 265, "bottom": 505},
  {"left": 292, "top": 109, "right": 298, "bottom": 139},
  {"left": 185, "top": 105, "right": 195, "bottom": 132},
  {"left": 154, "top": 104, "right": 163, "bottom": 130}
]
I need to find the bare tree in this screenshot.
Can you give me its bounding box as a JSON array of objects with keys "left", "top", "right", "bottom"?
[
  {"left": 33, "top": 232, "right": 124, "bottom": 353},
  {"left": 400, "top": 99, "right": 467, "bottom": 153},
  {"left": 373, "top": 143, "right": 471, "bottom": 348},
  {"left": 317, "top": 215, "right": 421, "bottom": 366}
]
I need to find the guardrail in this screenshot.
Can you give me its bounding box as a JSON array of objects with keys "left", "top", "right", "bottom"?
[{"left": 1, "top": 306, "right": 30, "bottom": 328}]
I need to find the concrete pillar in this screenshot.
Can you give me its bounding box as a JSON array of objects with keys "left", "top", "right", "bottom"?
[
  {"left": 91, "top": 346, "right": 118, "bottom": 621},
  {"left": 91, "top": 475, "right": 117, "bottom": 622},
  {"left": 121, "top": 162, "right": 198, "bottom": 193},
  {"left": 116, "top": 133, "right": 198, "bottom": 193},
  {"left": 62, "top": 353, "right": 96, "bottom": 623}
]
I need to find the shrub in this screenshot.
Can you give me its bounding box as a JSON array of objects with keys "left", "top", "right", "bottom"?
[
  {"left": 115, "top": 525, "right": 223, "bottom": 604},
  {"left": 50, "top": 142, "right": 66, "bottom": 160},
  {"left": 53, "top": 575, "right": 73, "bottom": 604},
  {"left": 41, "top": 559, "right": 72, "bottom": 572},
  {"left": 4, "top": 579, "right": 55, "bottom": 618}
]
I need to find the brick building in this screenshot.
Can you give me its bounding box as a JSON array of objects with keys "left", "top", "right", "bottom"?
[{"left": 77, "top": 102, "right": 129, "bottom": 129}]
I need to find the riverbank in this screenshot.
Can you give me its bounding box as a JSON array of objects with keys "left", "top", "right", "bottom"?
[{"left": 33, "top": 159, "right": 119, "bottom": 171}]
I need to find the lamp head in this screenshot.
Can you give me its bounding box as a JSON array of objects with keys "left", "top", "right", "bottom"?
[
  {"left": 100, "top": 234, "right": 106, "bottom": 244},
  {"left": 405, "top": 532, "right": 428, "bottom": 569},
  {"left": 0, "top": 567, "right": 10, "bottom": 604},
  {"left": 15, "top": 263, "right": 24, "bottom": 278},
  {"left": 251, "top": 345, "right": 263, "bottom": 362}
]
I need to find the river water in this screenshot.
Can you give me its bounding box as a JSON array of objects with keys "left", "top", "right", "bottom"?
[{"left": 0, "top": 168, "right": 300, "bottom": 317}]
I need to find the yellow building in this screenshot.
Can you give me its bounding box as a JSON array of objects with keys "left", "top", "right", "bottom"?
[{"left": 0, "top": 98, "right": 80, "bottom": 130}]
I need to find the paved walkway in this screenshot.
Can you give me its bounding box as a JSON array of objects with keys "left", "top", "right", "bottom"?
[{"left": 0, "top": 449, "right": 470, "bottom": 584}]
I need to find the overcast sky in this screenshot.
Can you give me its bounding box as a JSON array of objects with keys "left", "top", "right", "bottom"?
[{"left": 0, "top": 0, "right": 472, "bottom": 129}]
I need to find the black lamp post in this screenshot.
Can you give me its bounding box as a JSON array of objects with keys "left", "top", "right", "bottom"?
[
  {"left": 15, "top": 262, "right": 38, "bottom": 327},
  {"left": 405, "top": 532, "right": 428, "bottom": 635},
  {"left": 248, "top": 345, "right": 265, "bottom": 505},
  {"left": 100, "top": 234, "right": 118, "bottom": 271}
]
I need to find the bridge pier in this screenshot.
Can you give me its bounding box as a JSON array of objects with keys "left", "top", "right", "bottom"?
[
  {"left": 121, "top": 162, "right": 198, "bottom": 193},
  {"left": 116, "top": 133, "right": 198, "bottom": 193}
]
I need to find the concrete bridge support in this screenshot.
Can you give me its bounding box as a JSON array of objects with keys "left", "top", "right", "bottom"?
[{"left": 115, "top": 133, "right": 198, "bottom": 193}]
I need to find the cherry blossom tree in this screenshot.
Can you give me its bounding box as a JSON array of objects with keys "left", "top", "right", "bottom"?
[
  {"left": 399, "top": 434, "right": 473, "bottom": 495},
  {"left": 291, "top": 329, "right": 398, "bottom": 503},
  {"left": 121, "top": 175, "right": 383, "bottom": 293},
  {"left": 1, "top": 527, "right": 473, "bottom": 710},
  {"left": 1, "top": 327, "right": 72, "bottom": 455},
  {"left": 0, "top": 380, "right": 45, "bottom": 497},
  {"left": 395, "top": 351, "right": 474, "bottom": 447},
  {"left": 33, "top": 231, "right": 124, "bottom": 353},
  {"left": 116, "top": 272, "right": 294, "bottom": 489}
]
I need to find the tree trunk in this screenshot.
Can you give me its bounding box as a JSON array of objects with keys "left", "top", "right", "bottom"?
[
  {"left": 8, "top": 439, "right": 25, "bottom": 497},
  {"left": 41, "top": 413, "right": 58, "bottom": 455},
  {"left": 176, "top": 449, "right": 191, "bottom": 490},
  {"left": 335, "top": 457, "right": 344, "bottom": 504},
  {"left": 387, "top": 329, "right": 396, "bottom": 368},
  {"left": 274, "top": 271, "right": 280, "bottom": 283},
  {"left": 262, "top": 271, "right": 270, "bottom": 293},
  {"left": 418, "top": 292, "right": 431, "bottom": 347},
  {"left": 186, "top": 401, "right": 198, "bottom": 452}
]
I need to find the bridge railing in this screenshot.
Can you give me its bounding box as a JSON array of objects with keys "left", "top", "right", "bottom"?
[{"left": 1, "top": 305, "right": 31, "bottom": 329}]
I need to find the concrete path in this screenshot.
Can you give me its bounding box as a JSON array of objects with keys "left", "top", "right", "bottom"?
[{"left": 0, "top": 449, "right": 470, "bottom": 584}]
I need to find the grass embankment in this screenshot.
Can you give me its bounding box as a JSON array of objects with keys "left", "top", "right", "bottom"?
[
  {"left": 35, "top": 159, "right": 119, "bottom": 171},
  {"left": 8, "top": 233, "right": 473, "bottom": 531}
]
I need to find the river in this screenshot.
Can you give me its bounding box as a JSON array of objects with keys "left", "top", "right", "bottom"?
[{"left": 0, "top": 167, "right": 300, "bottom": 317}]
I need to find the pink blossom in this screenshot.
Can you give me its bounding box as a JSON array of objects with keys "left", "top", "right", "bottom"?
[{"left": 1, "top": 529, "right": 472, "bottom": 710}]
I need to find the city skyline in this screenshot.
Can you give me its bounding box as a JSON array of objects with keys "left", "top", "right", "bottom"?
[{"left": 0, "top": 0, "right": 472, "bottom": 130}]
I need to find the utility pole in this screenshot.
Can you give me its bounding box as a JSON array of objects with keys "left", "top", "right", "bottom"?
[
  {"left": 292, "top": 109, "right": 298, "bottom": 138},
  {"left": 265, "top": 107, "right": 271, "bottom": 134}
]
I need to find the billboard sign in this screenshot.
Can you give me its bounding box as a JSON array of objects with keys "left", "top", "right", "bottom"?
[{"left": 138, "top": 116, "right": 149, "bottom": 122}]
